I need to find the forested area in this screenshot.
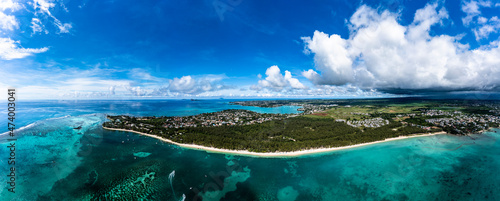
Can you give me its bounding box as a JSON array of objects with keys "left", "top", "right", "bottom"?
[
  {"left": 102, "top": 98, "right": 500, "bottom": 152},
  {"left": 105, "top": 116, "right": 428, "bottom": 152}
]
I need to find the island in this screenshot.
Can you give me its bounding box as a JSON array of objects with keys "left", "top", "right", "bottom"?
[{"left": 102, "top": 98, "right": 500, "bottom": 156}]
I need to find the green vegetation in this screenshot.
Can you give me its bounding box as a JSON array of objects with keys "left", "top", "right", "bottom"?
[
  {"left": 174, "top": 117, "right": 429, "bottom": 152},
  {"left": 105, "top": 116, "right": 428, "bottom": 152},
  {"left": 306, "top": 104, "right": 425, "bottom": 121},
  {"left": 403, "top": 115, "right": 450, "bottom": 127},
  {"left": 103, "top": 98, "right": 500, "bottom": 152}
]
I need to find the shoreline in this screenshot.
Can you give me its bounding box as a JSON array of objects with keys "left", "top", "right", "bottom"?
[{"left": 102, "top": 126, "right": 449, "bottom": 158}]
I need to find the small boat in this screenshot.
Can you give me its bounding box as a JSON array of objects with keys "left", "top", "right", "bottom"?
[{"left": 73, "top": 126, "right": 82, "bottom": 130}]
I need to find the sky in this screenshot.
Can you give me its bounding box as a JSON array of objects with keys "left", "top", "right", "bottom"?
[{"left": 1, "top": 0, "right": 500, "bottom": 100}]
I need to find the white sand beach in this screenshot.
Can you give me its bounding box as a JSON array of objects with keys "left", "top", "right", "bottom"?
[{"left": 102, "top": 126, "right": 447, "bottom": 158}]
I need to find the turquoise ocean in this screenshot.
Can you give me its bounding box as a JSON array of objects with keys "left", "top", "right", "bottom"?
[{"left": 1, "top": 99, "right": 499, "bottom": 200}]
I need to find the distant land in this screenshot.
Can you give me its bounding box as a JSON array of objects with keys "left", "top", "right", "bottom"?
[{"left": 102, "top": 98, "right": 500, "bottom": 155}]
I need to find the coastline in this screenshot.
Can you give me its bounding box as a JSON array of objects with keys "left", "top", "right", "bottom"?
[{"left": 102, "top": 126, "right": 448, "bottom": 158}]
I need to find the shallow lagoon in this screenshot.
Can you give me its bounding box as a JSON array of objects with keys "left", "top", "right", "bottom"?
[{"left": 1, "top": 100, "right": 499, "bottom": 200}]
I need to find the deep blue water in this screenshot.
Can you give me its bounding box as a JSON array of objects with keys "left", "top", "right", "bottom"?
[{"left": 0, "top": 100, "right": 499, "bottom": 200}]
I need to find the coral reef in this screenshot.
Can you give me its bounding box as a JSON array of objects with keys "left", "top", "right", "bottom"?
[
  {"left": 277, "top": 186, "right": 299, "bottom": 201},
  {"left": 133, "top": 152, "right": 152, "bottom": 158},
  {"left": 133, "top": 171, "right": 156, "bottom": 187}
]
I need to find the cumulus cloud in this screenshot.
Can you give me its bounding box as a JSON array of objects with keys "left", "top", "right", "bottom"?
[
  {"left": 285, "top": 70, "right": 307, "bottom": 89},
  {"left": 125, "top": 86, "right": 148, "bottom": 96},
  {"left": 255, "top": 65, "right": 307, "bottom": 91},
  {"left": 0, "top": 0, "right": 21, "bottom": 11},
  {"left": 169, "top": 76, "right": 196, "bottom": 93},
  {"left": 473, "top": 16, "right": 500, "bottom": 40},
  {"left": 168, "top": 74, "right": 230, "bottom": 95},
  {"left": 109, "top": 86, "right": 116, "bottom": 95},
  {"left": 461, "top": 0, "right": 500, "bottom": 40},
  {"left": 0, "top": 0, "right": 20, "bottom": 34},
  {"left": 461, "top": 0, "right": 490, "bottom": 25},
  {"left": 301, "top": 3, "right": 500, "bottom": 93},
  {"left": 0, "top": 12, "right": 17, "bottom": 32}
]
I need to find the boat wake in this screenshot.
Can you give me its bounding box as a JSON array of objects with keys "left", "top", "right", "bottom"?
[{"left": 169, "top": 170, "right": 186, "bottom": 201}]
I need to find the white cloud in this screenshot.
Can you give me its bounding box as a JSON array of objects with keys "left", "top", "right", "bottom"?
[
  {"left": 0, "top": 0, "right": 21, "bottom": 11},
  {"left": 168, "top": 74, "right": 230, "bottom": 95},
  {"left": 33, "top": 0, "right": 56, "bottom": 16},
  {"left": 0, "top": 11, "right": 17, "bottom": 31},
  {"left": 302, "top": 69, "right": 322, "bottom": 84},
  {"left": 31, "top": 18, "right": 48, "bottom": 34},
  {"left": 125, "top": 86, "right": 148, "bottom": 96},
  {"left": 0, "top": 61, "right": 134, "bottom": 99},
  {"left": 285, "top": 70, "right": 307, "bottom": 89},
  {"left": 12, "top": 77, "right": 132, "bottom": 99},
  {"left": 304, "top": 85, "right": 386, "bottom": 97},
  {"left": 473, "top": 16, "right": 500, "bottom": 40},
  {"left": 0, "top": 59, "right": 239, "bottom": 99},
  {"left": 32, "top": 0, "right": 72, "bottom": 34},
  {"left": 301, "top": 3, "right": 500, "bottom": 93},
  {"left": 129, "top": 68, "right": 164, "bottom": 82},
  {"left": 461, "top": 0, "right": 500, "bottom": 40},
  {"left": 55, "top": 21, "right": 71, "bottom": 33},
  {"left": 0, "top": 38, "right": 49, "bottom": 60},
  {"left": 461, "top": 0, "right": 483, "bottom": 25},
  {"left": 256, "top": 65, "right": 307, "bottom": 91},
  {"left": 0, "top": 0, "right": 21, "bottom": 34},
  {"left": 258, "top": 66, "right": 287, "bottom": 90},
  {"left": 478, "top": 16, "right": 488, "bottom": 24},
  {"left": 58, "top": 77, "right": 133, "bottom": 98},
  {"left": 109, "top": 86, "right": 116, "bottom": 95},
  {"left": 169, "top": 76, "right": 196, "bottom": 93},
  {"left": 0, "top": 1, "right": 53, "bottom": 60},
  {"left": 301, "top": 32, "right": 353, "bottom": 85}
]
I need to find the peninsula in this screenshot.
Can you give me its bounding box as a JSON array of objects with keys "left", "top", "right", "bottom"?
[{"left": 102, "top": 99, "right": 500, "bottom": 155}]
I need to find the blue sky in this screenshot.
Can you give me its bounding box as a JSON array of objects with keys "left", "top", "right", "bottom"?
[{"left": 1, "top": 0, "right": 500, "bottom": 99}]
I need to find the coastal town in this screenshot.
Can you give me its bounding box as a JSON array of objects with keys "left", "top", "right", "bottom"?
[
  {"left": 423, "top": 110, "right": 500, "bottom": 134},
  {"left": 102, "top": 103, "right": 331, "bottom": 134},
  {"left": 103, "top": 100, "right": 500, "bottom": 137},
  {"left": 342, "top": 117, "right": 390, "bottom": 128}
]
